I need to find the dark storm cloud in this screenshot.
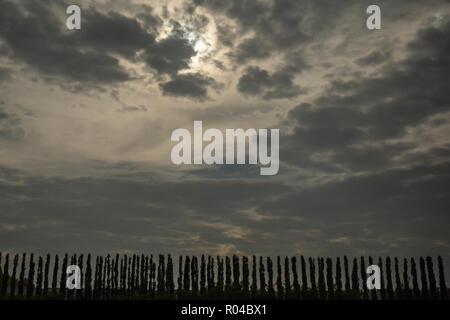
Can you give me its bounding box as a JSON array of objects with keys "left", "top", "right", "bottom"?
[
  {"left": 0, "top": 0, "right": 131, "bottom": 84},
  {"left": 192, "top": 0, "right": 305, "bottom": 62},
  {"left": 354, "top": 50, "right": 391, "bottom": 66},
  {"left": 0, "top": 0, "right": 202, "bottom": 94},
  {"left": 143, "top": 31, "right": 196, "bottom": 76},
  {"left": 81, "top": 9, "right": 159, "bottom": 60},
  {"left": 263, "top": 161, "right": 450, "bottom": 221},
  {"left": 159, "top": 73, "right": 220, "bottom": 100},
  {"left": 283, "top": 18, "right": 450, "bottom": 173},
  {"left": 81, "top": 8, "right": 195, "bottom": 77},
  {"left": 0, "top": 106, "right": 25, "bottom": 141},
  {"left": 237, "top": 60, "right": 308, "bottom": 99},
  {"left": 0, "top": 157, "right": 449, "bottom": 276},
  {"left": 116, "top": 105, "right": 148, "bottom": 112},
  {"left": 0, "top": 165, "right": 292, "bottom": 253},
  {"left": 192, "top": 0, "right": 358, "bottom": 64},
  {"left": 0, "top": 67, "right": 12, "bottom": 82}
]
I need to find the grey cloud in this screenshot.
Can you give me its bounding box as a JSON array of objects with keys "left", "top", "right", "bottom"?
[
  {"left": 159, "top": 73, "right": 220, "bottom": 100},
  {"left": 237, "top": 65, "right": 305, "bottom": 100},
  {"left": 0, "top": 67, "right": 12, "bottom": 82},
  {"left": 81, "top": 9, "right": 195, "bottom": 77},
  {"left": 283, "top": 18, "right": 450, "bottom": 173},
  {"left": 116, "top": 105, "right": 148, "bottom": 112},
  {"left": 0, "top": 0, "right": 131, "bottom": 84},
  {"left": 143, "top": 33, "right": 196, "bottom": 76},
  {"left": 81, "top": 10, "right": 158, "bottom": 60},
  {"left": 0, "top": 1, "right": 201, "bottom": 89},
  {"left": 192, "top": 0, "right": 359, "bottom": 64},
  {"left": 0, "top": 106, "right": 24, "bottom": 141},
  {"left": 355, "top": 50, "right": 391, "bottom": 66},
  {"left": 0, "top": 159, "right": 449, "bottom": 276}
]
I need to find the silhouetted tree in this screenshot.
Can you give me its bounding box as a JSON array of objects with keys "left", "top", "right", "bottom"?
[
  {"left": 85, "top": 254, "right": 92, "bottom": 300},
  {"left": 318, "top": 258, "right": 326, "bottom": 299},
  {"left": 43, "top": 254, "right": 50, "bottom": 297},
  {"left": 115, "top": 254, "right": 120, "bottom": 295},
  {"left": 70, "top": 254, "right": 78, "bottom": 299},
  {"left": 135, "top": 255, "right": 139, "bottom": 295},
  {"left": 300, "top": 256, "right": 307, "bottom": 296},
  {"left": 309, "top": 257, "right": 317, "bottom": 298},
  {"left": 157, "top": 254, "right": 165, "bottom": 296},
  {"left": 344, "top": 256, "right": 351, "bottom": 292},
  {"left": 351, "top": 258, "right": 359, "bottom": 294},
  {"left": 378, "top": 257, "right": 386, "bottom": 300},
  {"left": 190, "top": 256, "right": 198, "bottom": 296},
  {"left": 150, "top": 256, "right": 156, "bottom": 297},
  {"left": 251, "top": 256, "right": 257, "bottom": 297},
  {"left": 126, "top": 257, "right": 131, "bottom": 297},
  {"left": 210, "top": 257, "right": 215, "bottom": 292},
  {"left": 105, "top": 255, "right": 111, "bottom": 299},
  {"left": 99, "top": 256, "right": 105, "bottom": 299},
  {"left": 35, "top": 256, "right": 43, "bottom": 297},
  {"left": 130, "top": 255, "right": 136, "bottom": 296},
  {"left": 410, "top": 257, "right": 420, "bottom": 299},
  {"left": 394, "top": 257, "right": 402, "bottom": 299},
  {"left": 61, "top": 254, "right": 70, "bottom": 298},
  {"left": 335, "top": 257, "right": 343, "bottom": 298},
  {"left": 93, "top": 256, "right": 99, "bottom": 299},
  {"left": 94, "top": 256, "right": 100, "bottom": 298},
  {"left": 200, "top": 255, "right": 206, "bottom": 295},
  {"left": 10, "top": 254, "right": 19, "bottom": 297},
  {"left": 217, "top": 256, "right": 224, "bottom": 295},
  {"left": 121, "top": 255, "right": 127, "bottom": 296},
  {"left": 232, "top": 255, "right": 240, "bottom": 291},
  {"left": 107, "top": 255, "right": 112, "bottom": 298},
  {"left": 51, "top": 254, "right": 59, "bottom": 296},
  {"left": 183, "top": 256, "right": 190, "bottom": 293},
  {"left": 359, "top": 256, "right": 368, "bottom": 299},
  {"left": 267, "top": 257, "right": 275, "bottom": 297},
  {"left": 26, "top": 254, "right": 35, "bottom": 299},
  {"left": 437, "top": 256, "right": 447, "bottom": 300},
  {"left": 18, "top": 253, "right": 26, "bottom": 297},
  {"left": 276, "top": 256, "right": 283, "bottom": 299},
  {"left": 207, "top": 256, "right": 212, "bottom": 292},
  {"left": 402, "top": 258, "right": 411, "bottom": 299},
  {"left": 139, "top": 255, "right": 144, "bottom": 295},
  {"left": 368, "top": 256, "right": 377, "bottom": 300},
  {"left": 326, "top": 258, "right": 334, "bottom": 300},
  {"left": 177, "top": 255, "right": 183, "bottom": 297},
  {"left": 243, "top": 256, "right": 249, "bottom": 295},
  {"left": 0, "top": 254, "right": 9, "bottom": 296},
  {"left": 225, "top": 256, "right": 232, "bottom": 292},
  {"left": 142, "top": 255, "right": 148, "bottom": 296},
  {"left": 419, "top": 257, "right": 429, "bottom": 299},
  {"left": 0, "top": 253, "right": 2, "bottom": 296},
  {"left": 259, "top": 256, "right": 266, "bottom": 296},
  {"left": 167, "top": 254, "right": 175, "bottom": 296},
  {"left": 284, "top": 257, "right": 291, "bottom": 298},
  {"left": 291, "top": 257, "right": 300, "bottom": 298},
  {"left": 385, "top": 257, "right": 394, "bottom": 299},
  {"left": 426, "top": 256, "right": 437, "bottom": 300}
]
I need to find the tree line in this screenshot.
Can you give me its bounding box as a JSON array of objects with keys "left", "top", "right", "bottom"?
[{"left": 0, "top": 253, "right": 447, "bottom": 300}]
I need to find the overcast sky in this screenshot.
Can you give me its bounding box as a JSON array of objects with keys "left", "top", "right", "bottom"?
[{"left": 0, "top": 0, "right": 449, "bottom": 279}]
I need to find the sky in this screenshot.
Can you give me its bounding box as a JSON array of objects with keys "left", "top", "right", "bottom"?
[{"left": 0, "top": 0, "right": 449, "bottom": 280}]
